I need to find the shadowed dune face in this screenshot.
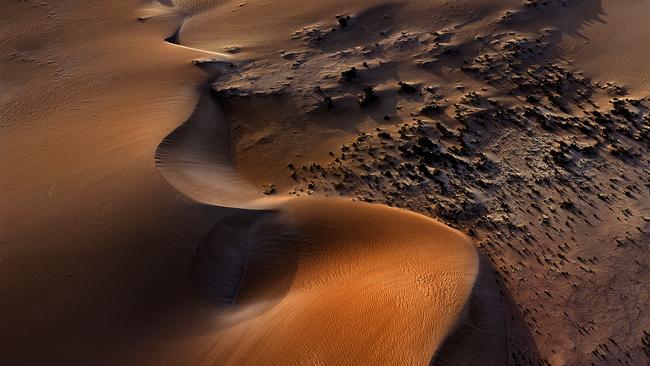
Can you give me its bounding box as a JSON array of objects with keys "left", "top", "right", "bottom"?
[
  {"left": 430, "top": 255, "right": 508, "bottom": 366},
  {"left": 556, "top": 0, "right": 650, "bottom": 94},
  {"left": 155, "top": 88, "right": 285, "bottom": 208},
  {"left": 0, "top": 1, "right": 226, "bottom": 363}
]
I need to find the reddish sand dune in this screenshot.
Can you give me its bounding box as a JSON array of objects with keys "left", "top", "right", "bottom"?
[
  {"left": 111, "top": 198, "right": 482, "bottom": 365},
  {"left": 2, "top": 0, "right": 648, "bottom": 365}
]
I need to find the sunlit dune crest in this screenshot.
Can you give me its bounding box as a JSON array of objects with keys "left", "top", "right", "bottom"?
[{"left": 147, "top": 198, "right": 481, "bottom": 365}]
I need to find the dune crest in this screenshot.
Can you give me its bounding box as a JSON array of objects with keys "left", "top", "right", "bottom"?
[
  {"left": 134, "top": 198, "right": 482, "bottom": 365},
  {"left": 150, "top": 39, "right": 488, "bottom": 366},
  {"left": 155, "top": 88, "right": 285, "bottom": 208}
]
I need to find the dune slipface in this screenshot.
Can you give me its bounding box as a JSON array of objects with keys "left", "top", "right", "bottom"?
[{"left": 155, "top": 88, "right": 282, "bottom": 209}]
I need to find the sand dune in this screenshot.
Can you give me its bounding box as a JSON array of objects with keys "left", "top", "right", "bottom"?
[
  {"left": 155, "top": 88, "right": 282, "bottom": 208},
  {"left": 1, "top": 0, "right": 489, "bottom": 364},
  {"left": 114, "top": 198, "right": 480, "bottom": 365},
  {"left": 1, "top": 1, "right": 219, "bottom": 362},
  {"left": 2, "top": 0, "right": 648, "bottom": 364}
]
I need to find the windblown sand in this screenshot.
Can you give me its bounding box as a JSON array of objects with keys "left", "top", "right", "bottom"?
[
  {"left": 1, "top": 0, "right": 648, "bottom": 365},
  {"left": 122, "top": 198, "right": 480, "bottom": 365}
]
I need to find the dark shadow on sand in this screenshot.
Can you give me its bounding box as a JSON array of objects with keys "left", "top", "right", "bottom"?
[{"left": 430, "top": 254, "right": 543, "bottom": 365}]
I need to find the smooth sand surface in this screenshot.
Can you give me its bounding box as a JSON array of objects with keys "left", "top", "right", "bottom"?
[
  {"left": 558, "top": 0, "right": 650, "bottom": 95},
  {"left": 155, "top": 88, "right": 285, "bottom": 208}
]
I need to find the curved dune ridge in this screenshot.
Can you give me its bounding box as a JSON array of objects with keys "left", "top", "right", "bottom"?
[
  {"left": 167, "top": 198, "right": 480, "bottom": 365},
  {"left": 155, "top": 87, "right": 283, "bottom": 209},
  {"left": 0, "top": 1, "right": 499, "bottom": 363},
  {"left": 150, "top": 4, "right": 493, "bottom": 364},
  {"left": 152, "top": 78, "right": 506, "bottom": 365},
  {"left": 0, "top": 0, "right": 571, "bottom": 363}
]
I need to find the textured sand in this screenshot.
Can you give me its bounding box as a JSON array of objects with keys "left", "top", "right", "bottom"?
[
  {"left": 1, "top": 0, "right": 648, "bottom": 365},
  {"left": 120, "top": 198, "right": 479, "bottom": 365},
  {"left": 1, "top": 0, "right": 482, "bottom": 364}
]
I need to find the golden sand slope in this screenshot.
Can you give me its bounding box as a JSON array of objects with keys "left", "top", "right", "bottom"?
[
  {"left": 557, "top": 0, "right": 650, "bottom": 94},
  {"left": 126, "top": 198, "right": 478, "bottom": 365},
  {"left": 155, "top": 89, "right": 286, "bottom": 208}
]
